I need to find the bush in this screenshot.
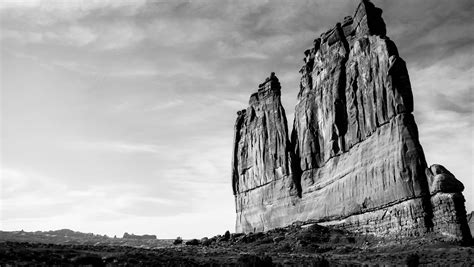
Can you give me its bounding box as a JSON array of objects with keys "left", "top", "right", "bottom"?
[
  {"left": 185, "top": 239, "right": 200, "bottom": 246},
  {"left": 71, "top": 254, "right": 104, "bottom": 266},
  {"left": 311, "top": 257, "right": 329, "bottom": 267},
  {"left": 273, "top": 236, "right": 285, "bottom": 243},
  {"left": 405, "top": 254, "right": 419, "bottom": 267},
  {"left": 257, "top": 236, "right": 274, "bottom": 244},
  {"left": 237, "top": 254, "right": 272, "bottom": 267},
  {"left": 173, "top": 237, "right": 183, "bottom": 245},
  {"left": 200, "top": 237, "right": 212, "bottom": 246},
  {"left": 278, "top": 243, "right": 292, "bottom": 252},
  {"left": 223, "top": 230, "right": 231, "bottom": 241}
]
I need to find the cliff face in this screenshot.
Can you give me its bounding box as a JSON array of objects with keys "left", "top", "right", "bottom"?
[
  {"left": 232, "top": 0, "right": 471, "bottom": 242},
  {"left": 232, "top": 73, "right": 290, "bottom": 195},
  {"left": 290, "top": 0, "right": 428, "bottom": 225},
  {"left": 232, "top": 73, "right": 300, "bottom": 232}
]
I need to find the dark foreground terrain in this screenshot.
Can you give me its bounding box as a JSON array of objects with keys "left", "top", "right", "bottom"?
[{"left": 1, "top": 224, "right": 473, "bottom": 266}]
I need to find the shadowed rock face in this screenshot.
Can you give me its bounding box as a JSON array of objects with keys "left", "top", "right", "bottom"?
[{"left": 232, "top": 0, "right": 471, "bottom": 242}]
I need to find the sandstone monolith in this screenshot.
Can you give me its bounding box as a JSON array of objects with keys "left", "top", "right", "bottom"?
[{"left": 232, "top": 0, "right": 471, "bottom": 243}]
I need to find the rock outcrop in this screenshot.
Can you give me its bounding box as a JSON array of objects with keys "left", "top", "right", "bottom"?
[
  {"left": 123, "top": 233, "right": 157, "bottom": 240},
  {"left": 232, "top": 0, "right": 471, "bottom": 243},
  {"left": 468, "top": 211, "right": 474, "bottom": 237}
]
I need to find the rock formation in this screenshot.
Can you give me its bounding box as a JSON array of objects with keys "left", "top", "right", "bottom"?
[
  {"left": 232, "top": 0, "right": 471, "bottom": 243},
  {"left": 468, "top": 211, "right": 474, "bottom": 237},
  {"left": 123, "top": 233, "right": 157, "bottom": 240}
]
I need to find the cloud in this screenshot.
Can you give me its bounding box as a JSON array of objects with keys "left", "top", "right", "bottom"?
[
  {"left": 217, "top": 41, "right": 269, "bottom": 60},
  {"left": 0, "top": 0, "right": 147, "bottom": 24},
  {"left": 2, "top": 23, "right": 142, "bottom": 50},
  {"left": 410, "top": 62, "right": 473, "bottom": 121},
  {"left": 0, "top": 166, "right": 190, "bottom": 223},
  {"left": 1, "top": 168, "right": 71, "bottom": 219},
  {"left": 380, "top": 0, "right": 474, "bottom": 68},
  {"left": 67, "top": 140, "right": 163, "bottom": 154},
  {"left": 97, "top": 22, "right": 144, "bottom": 50},
  {"left": 116, "top": 195, "right": 191, "bottom": 217},
  {"left": 62, "top": 25, "right": 98, "bottom": 46},
  {"left": 0, "top": 0, "right": 42, "bottom": 9},
  {"left": 150, "top": 99, "right": 184, "bottom": 111},
  {"left": 146, "top": 17, "right": 222, "bottom": 47},
  {"left": 0, "top": 29, "right": 44, "bottom": 43}
]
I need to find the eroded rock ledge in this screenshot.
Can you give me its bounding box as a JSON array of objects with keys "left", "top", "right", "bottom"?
[{"left": 232, "top": 0, "right": 471, "bottom": 242}]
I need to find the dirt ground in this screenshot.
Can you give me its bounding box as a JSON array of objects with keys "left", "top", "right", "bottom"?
[{"left": 1, "top": 224, "right": 473, "bottom": 266}]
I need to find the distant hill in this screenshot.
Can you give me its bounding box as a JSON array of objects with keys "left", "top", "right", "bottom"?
[
  {"left": 123, "top": 232, "right": 157, "bottom": 240},
  {"left": 41, "top": 229, "right": 97, "bottom": 238},
  {"left": 0, "top": 229, "right": 171, "bottom": 249}
]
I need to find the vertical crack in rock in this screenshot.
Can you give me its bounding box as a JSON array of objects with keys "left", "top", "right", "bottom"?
[{"left": 232, "top": 0, "right": 471, "bottom": 243}]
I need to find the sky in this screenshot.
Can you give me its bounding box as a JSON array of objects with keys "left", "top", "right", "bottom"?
[{"left": 0, "top": 0, "right": 472, "bottom": 239}]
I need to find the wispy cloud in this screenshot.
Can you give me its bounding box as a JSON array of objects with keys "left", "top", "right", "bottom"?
[
  {"left": 150, "top": 99, "right": 184, "bottom": 111},
  {"left": 0, "top": 167, "right": 193, "bottom": 229},
  {"left": 67, "top": 140, "right": 163, "bottom": 154},
  {"left": 0, "top": 0, "right": 148, "bottom": 24},
  {"left": 97, "top": 22, "right": 144, "bottom": 50},
  {"left": 61, "top": 25, "right": 98, "bottom": 46},
  {"left": 1, "top": 23, "right": 142, "bottom": 50}
]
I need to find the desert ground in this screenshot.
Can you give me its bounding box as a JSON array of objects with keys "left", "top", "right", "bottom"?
[{"left": 1, "top": 224, "right": 473, "bottom": 266}]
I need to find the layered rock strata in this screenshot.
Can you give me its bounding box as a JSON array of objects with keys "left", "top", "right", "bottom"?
[{"left": 232, "top": 0, "right": 471, "bottom": 242}]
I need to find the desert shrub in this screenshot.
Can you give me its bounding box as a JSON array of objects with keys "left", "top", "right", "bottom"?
[
  {"left": 278, "top": 242, "right": 292, "bottom": 252},
  {"left": 231, "top": 233, "right": 245, "bottom": 239},
  {"left": 273, "top": 236, "right": 285, "bottom": 243},
  {"left": 200, "top": 237, "right": 212, "bottom": 246},
  {"left": 223, "top": 230, "right": 231, "bottom": 241},
  {"left": 173, "top": 237, "right": 183, "bottom": 245},
  {"left": 311, "top": 257, "right": 329, "bottom": 267},
  {"left": 346, "top": 236, "right": 356, "bottom": 243},
  {"left": 71, "top": 254, "right": 104, "bottom": 266},
  {"left": 257, "top": 236, "right": 273, "bottom": 244},
  {"left": 329, "top": 234, "right": 341, "bottom": 243},
  {"left": 185, "top": 239, "right": 200, "bottom": 246},
  {"left": 405, "top": 254, "right": 419, "bottom": 267},
  {"left": 237, "top": 254, "right": 272, "bottom": 267}
]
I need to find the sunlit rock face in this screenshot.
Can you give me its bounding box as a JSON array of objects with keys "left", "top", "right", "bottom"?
[
  {"left": 232, "top": 73, "right": 301, "bottom": 233},
  {"left": 232, "top": 0, "right": 471, "bottom": 242}
]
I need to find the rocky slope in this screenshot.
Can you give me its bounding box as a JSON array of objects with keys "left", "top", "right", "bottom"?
[{"left": 232, "top": 0, "right": 471, "bottom": 243}]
